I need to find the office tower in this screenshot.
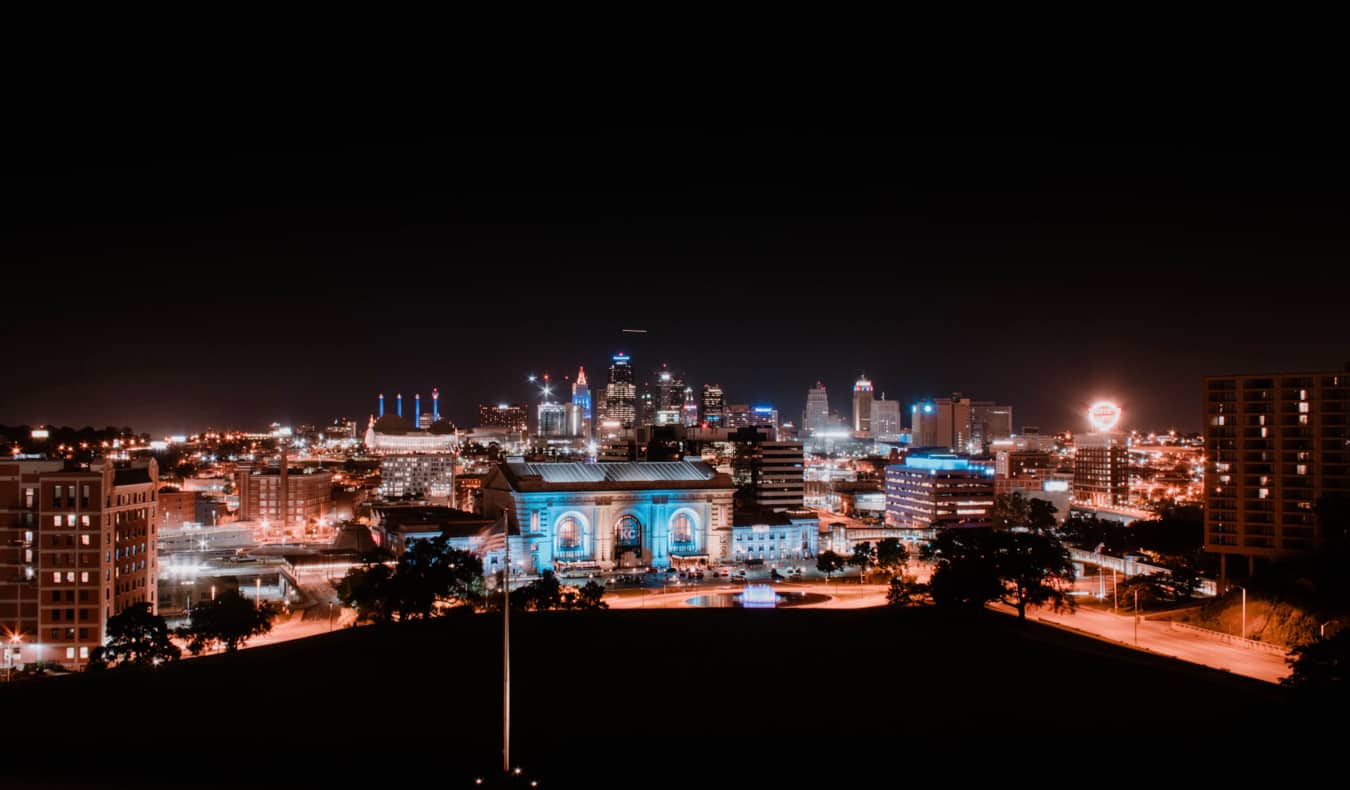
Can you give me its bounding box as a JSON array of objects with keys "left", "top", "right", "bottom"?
[
  {"left": 970, "top": 401, "right": 1014, "bottom": 451},
  {"left": 701, "top": 384, "right": 725, "bottom": 427},
  {"left": 911, "top": 394, "right": 973, "bottom": 451},
  {"left": 885, "top": 452, "right": 996, "bottom": 530},
  {"left": 537, "top": 401, "right": 569, "bottom": 437},
  {"left": 853, "top": 375, "right": 874, "bottom": 435},
  {"left": 872, "top": 396, "right": 902, "bottom": 441},
  {"left": 379, "top": 454, "right": 456, "bottom": 500},
  {"left": 604, "top": 353, "right": 637, "bottom": 428},
  {"left": 725, "top": 404, "right": 752, "bottom": 429},
  {"left": 571, "top": 366, "right": 592, "bottom": 439},
  {"left": 681, "top": 387, "right": 699, "bottom": 427},
  {"left": 732, "top": 432, "right": 806, "bottom": 511},
  {"left": 1204, "top": 371, "right": 1350, "bottom": 581},
  {"left": 1, "top": 458, "right": 159, "bottom": 668},
  {"left": 804, "top": 381, "right": 830, "bottom": 435}
]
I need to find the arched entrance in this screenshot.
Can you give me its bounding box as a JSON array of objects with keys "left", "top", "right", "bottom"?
[{"left": 614, "top": 514, "right": 643, "bottom": 568}]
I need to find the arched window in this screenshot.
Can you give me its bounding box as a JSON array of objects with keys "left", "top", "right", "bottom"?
[
  {"left": 671, "top": 513, "right": 694, "bottom": 545},
  {"left": 615, "top": 515, "right": 641, "bottom": 547},
  {"left": 556, "top": 516, "right": 582, "bottom": 550}
]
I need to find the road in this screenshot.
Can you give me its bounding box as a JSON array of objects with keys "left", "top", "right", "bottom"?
[{"left": 1009, "top": 602, "right": 1290, "bottom": 684}]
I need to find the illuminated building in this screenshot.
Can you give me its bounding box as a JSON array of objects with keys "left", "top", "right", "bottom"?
[
  {"left": 681, "top": 387, "right": 699, "bottom": 427},
  {"left": 478, "top": 403, "right": 528, "bottom": 432},
  {"left": 235, "top": 463, "right": 333, "bottom": 532},
  {"left": 603, "top": 353, "right": 637, "bottom": 428},
  {"left": 725, "top": 404, "right": 752, "bottom": 429},
  {"left": 804, "top": 382, "right": 830, "bottom": 435},
  {"left": 571, "top": 366, "right": 592, "bottom": 439},
  {"left": 481, "top": 461, "right": 736, "bottom": 572},
  {"left": 536, "top": 401, "right": 568, "bottom": 438},
  {"left": 379, "top": 454, "right": 456, "bottom": 500},
  {"left": 749, "top": 406, "right": 780, "bottom": 438},
  {"left": 158, "top": 489, "right": 220, "bottom": 529},
  {"left": 852, "top": 375, "right": 873, "bottom": 435},
  {"left": 1204, "top": 371, "right": 1350, "bottom": 579},
  {"left": 871, "top": 396, "right": 902, "bottom": 442},
  {"left": 732, "top": 432, "right": 805, "bottom": 511},
  {"left": 640, "top": 363, "right": 685, "bottom": 427},
  {"left": 701, "top": 384, "right": 725, "bottom": 427},
  {"left": 1, "top": 458, "right": 159, "bottom": 668},
  {"left": 885, "top": 452, "right": 996, "bottom": 530},
  {"left": 730, "top": 506, "right": 820, "bottom": 562},
  {"left": 364, "top": 414, "right": 458, "bottom": 454},
  {"left": 1073, "top": 403, "right": 1127, "bottom": 507},
  {"left": 969, "top": 401, "right": 1014, "bottom": 451},
  {"left": 995, "top": 472, "right": 1072, "bottom": 524}
]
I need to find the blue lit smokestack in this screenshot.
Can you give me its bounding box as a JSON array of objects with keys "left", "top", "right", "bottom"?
[
  {"left": 415, "top": 393, "right": 421, "bottom": 425},
  {"left": 397, "top": 393, "right": 403, "bottom": 418},
  {"left": 433, "top": 387, "right": 439, "bottom": 422},
  {"left": 378, "top": 393, "right": 384, "bottom": 417}
]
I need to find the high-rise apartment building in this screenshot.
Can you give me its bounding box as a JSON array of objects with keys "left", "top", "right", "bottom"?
[
  {"left": 1, "top": 458, "right": 159, "bottom": 668},
  {"left": 1204, "top": 371, "right": 1350, "bottom": 580},
  {"left": 1073, "top": 432, "right": 1128, "bottom": 507}
]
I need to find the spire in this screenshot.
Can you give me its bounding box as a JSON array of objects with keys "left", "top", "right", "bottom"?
[{"left": 576, "top": 366, "right": 587, "bottom": 386}]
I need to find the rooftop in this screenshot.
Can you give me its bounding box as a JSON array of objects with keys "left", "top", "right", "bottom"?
[{"left": 498, "top": 461, "right": 735, "bottom": 492}]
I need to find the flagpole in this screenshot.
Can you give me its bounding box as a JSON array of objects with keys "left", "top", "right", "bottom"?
[{"left": 502, "top": 513, "right": 510, "bottom": 775}]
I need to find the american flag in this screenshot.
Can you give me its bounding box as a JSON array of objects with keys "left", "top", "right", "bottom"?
[{"left": 474, "top": 513, "right": 509, "bottom": 556}]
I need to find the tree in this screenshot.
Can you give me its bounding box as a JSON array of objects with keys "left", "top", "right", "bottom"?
[
  {"left": 848, "top": 541, "right": 877, "bottom": 583},
  {"left": 1163, "top": 564, "right": 1201, "bottom": 601},
  {"left": 87, "top": 603, "right": 180, "bottom": 670},
  {"left": 1282, "top": 630, "right": 1350, "bottom": 694},
  {"left": 337, "top": 561, "right": 397, "bottom": 623},
  {"left": 574, "top": 580, "right": 609, "bottom": 610},
  {"left": 874, "top": 538, "right": 909, "bottom": 579},
  {"left": 1028, "top": 498, "right": 1058, "bottom": 531},
  {"left": 816, "top": 550, "right": 846, "bottom": 581},
  {"left": 990, "top": 492, "right": 1032, "bottom": 530},
  {"left": 1116, "top": 574, "right": 1169, "bottom": 612},
  {"left": 928, "top": 530, "right": 1003, "bottom": 610},
  {"left": 886, "top": 575, "right": 929, "bottom": 607},
  {"left": 993, "top": 531, "right": 1077, "bottom": 621},
  {"left": 178, "top": 589, "right": 278, "bottom": 654}
]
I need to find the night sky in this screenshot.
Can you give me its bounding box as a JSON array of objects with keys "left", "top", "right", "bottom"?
[{"left": 5, "top": 11, "right": 1348, "bottom": 436}]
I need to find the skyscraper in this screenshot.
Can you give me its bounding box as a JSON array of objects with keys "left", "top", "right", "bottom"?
[
  {"left": 911, "top": 394, "right": 973, "bottom": 451},
  {"left": 571, "top": 366, "right": 592, "bottom": 439},
  {"left": 681, "top": 387, "right": 699, "bottom": 427},
  {"left": 804, "top": 381, "right": 829, "bottom": 435},
  {"left": 969, "top": 401, "right": 1014, "bottom": 451},
  {"left": 604, "top": 353, "right": 637, "bottom": 428},
  {"left": 853, "top": 375, "right": 873, "bottom": 436},
  {"left": 872, "top": 396, "right": 902, "bottom": 441},
  {"left": 701, "top": 384, "right": 725, "bottom": 427},
  {"left": 1204, "top": 371, "right": 1350, "bottom": 582}
]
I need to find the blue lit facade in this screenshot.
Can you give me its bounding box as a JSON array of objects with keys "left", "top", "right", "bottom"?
[
  {"left": 482, "top": 461, "right": 736, "bottom": 572},
  {"left": 730, "top": 511, "right": 820, "bottom": 563},
  {"left": 885, "top": 452, "right": 996, "bottom": 530}
]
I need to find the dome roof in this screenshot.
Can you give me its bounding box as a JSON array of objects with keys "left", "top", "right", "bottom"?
[{"left": 372, "top": 415, "right": 411, "bottom": 435}]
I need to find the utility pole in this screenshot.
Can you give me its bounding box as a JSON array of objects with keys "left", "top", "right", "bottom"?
[
  {"left": 1112, "top": 568, "right": 1118, "bottom": 613},
  {"left": 1134, "top": 589, "right": 1139, "bottom": 646}
]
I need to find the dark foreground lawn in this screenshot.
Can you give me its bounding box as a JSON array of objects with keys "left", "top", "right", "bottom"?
[{"left": 0, "top": 607, "right": 1338, "bottom": 788}]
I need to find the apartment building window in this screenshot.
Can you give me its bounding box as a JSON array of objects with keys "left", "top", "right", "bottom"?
[
  {"left": 53, "top": 515, "right": 63, "bottom": 527},
  {"left": 52, "top": 485, "right": 63, "bottom": 506},
  {"left": 52, "top": 572, "right": 61, "bottom": 584},
  {"left": 81, "top": 534, "right": 90, "bottom": 546},
  {"left": 80, "top": 572, "right": 89, "bottom": 582},
  {"left": 81, "top": 515, "right": 90, "bottom": 527},
  {"left": 81, "top": 485, "right": 90, "bottom": 508},
  {"left": 1299, "top": 402, "right": 1310, "bottom": 413},
  {"left": 65, "top": 648, "right": 75, "bottom": 660},
  {"left": 24, "top": 488, "right": 34, "bottom": 508}
]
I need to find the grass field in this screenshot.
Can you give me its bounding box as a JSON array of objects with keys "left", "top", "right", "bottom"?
[{"left": 0, "top": 606, "right": 1336, "bottom": 787}]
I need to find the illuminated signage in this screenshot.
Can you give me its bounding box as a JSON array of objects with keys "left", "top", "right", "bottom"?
[{"left": 1088, "top": 401, "right": 1122, "bottom": 432}]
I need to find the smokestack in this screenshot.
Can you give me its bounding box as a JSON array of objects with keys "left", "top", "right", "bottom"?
[
  {"left": 433, "top": 387, "right": 439, "bottom": 422},
  {"left": 415, "top": 393, "right": 421, "bottom": 426},
  {"left": 397, "top": 393, "right": 403, "bottom": 418},
  {"left": 378, "top": 393, "right": 384, "bottom": 417}
]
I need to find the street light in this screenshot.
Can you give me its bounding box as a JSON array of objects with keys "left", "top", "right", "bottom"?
[{"left": 1232, "top": 584, "right": 1246, "bottom": 640}]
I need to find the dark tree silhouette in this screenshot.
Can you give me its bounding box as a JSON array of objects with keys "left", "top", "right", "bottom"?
[
  {"left": 1282, "top": 630, "right": 1350, "bottom": 694},
  {"left": 994, "top": 531, "right": 1077, "bottom": 620},
  {"left": 178, "top": 589, "right": 277, "bottom": 654},
  {"left": 875, "top": 538, "right": 909, "bottom": 578},
  {"left": 1028, "top": 498, "right": 1058, "bottom": 531},
  {"left": 929, "top": 530, "right": 1003, "bottom": 609},
  {"left": 886, "top": 575, "right": 929, "bottom": 607},
  {"left": 848, "top": 541, "right": 877, "bottom": 582},
  {"left": 575, "top": 580, "right": 608, "bottom": 610},
  {"left": 990, "top": 492, "right": 1032, "bottom": 530},
  {"left": 87, "top": 603, "right": 180, "bottom": 670},
  {"left": 816, "top": 550, "right": 846, "bottom": 581}
]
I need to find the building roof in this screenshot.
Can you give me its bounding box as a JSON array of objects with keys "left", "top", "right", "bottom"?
[
  {"left": 113, "top": 467, "right": 154, "bottom": 486},
  {"left": 497, "top": 461, "right": 735, "bottom": 493},
  {"left": 372, "top": 505, "right": 505, "bottom": 538}
]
